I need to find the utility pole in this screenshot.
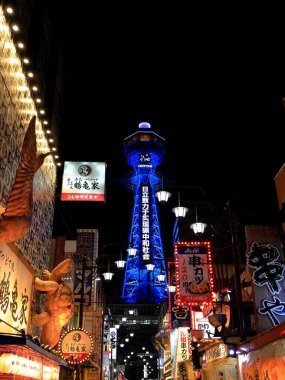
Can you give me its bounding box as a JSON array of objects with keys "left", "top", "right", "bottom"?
[{"left": 227, "top": 200, "right": 246, "bottom": 341}]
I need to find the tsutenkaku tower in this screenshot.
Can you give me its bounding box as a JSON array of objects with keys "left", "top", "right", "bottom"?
[{"left": 122, "top": 122, "right": 168, "bottom": 303}]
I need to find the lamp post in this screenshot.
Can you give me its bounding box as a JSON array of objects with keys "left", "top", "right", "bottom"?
[
  {"left": 99, "top": 243, "right": 129, "bottom": 282},
  {"left": 227, "top": 200, "right": 246, "bottom": 342},
  {"left": 156, "top": 184, "right": 247, "bottom": 343}
]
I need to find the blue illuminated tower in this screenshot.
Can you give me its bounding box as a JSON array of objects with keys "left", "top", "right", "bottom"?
[{"left": 122, "top": 122, "right": 168, "bottom": 303}]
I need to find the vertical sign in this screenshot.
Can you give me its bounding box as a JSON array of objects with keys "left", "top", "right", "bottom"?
[
  {"left": 61, "top": 161, "right": 106, "bottom": 202},
  {"left": 141, "top": 185, "right": 150, "bottom": 262},
  {"left": 245, "top": 225, "right": 285, "bottom": 331},
  {"left": 110, "top": 327, "right": 117, "bottom": 360},
  {"left": 168, "top": 261, "right": 190, "bottom": 329},
  {"left": 176, "top": 327, "right": 191, "bottom": 363},
  {"left": 74, "top": 230, "right": 98, "bottom": 306},
  {"left": 175, "top": 242, "right": 213, "bottom": 306}
]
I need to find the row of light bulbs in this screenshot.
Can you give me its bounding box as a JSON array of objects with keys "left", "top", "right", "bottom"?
[{"left": 3, "top": 5, "right": 62, "bottom": 167}]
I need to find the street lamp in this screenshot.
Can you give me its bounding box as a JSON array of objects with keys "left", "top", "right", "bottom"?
[
  {"left": 172, "top": 191, "right": 189, "bottom": 218},
  {"left": 115, "top": 249, "right": 126, "bottom": 269},
  {"left": 98, "top": 244, "right": 129, "bottom": 282},
  {"left": 156, "top": 184, "right": 248, "bottom": 342},
  {"left": 155, "top": 176, "right": 172, "bottom": 203},
  {"left": 190, "top": 206, "right": 207, "bottom": 234},
  {"left": 102, "top": 260, "right": 114, "bottom": 281},
  {"left": 126, "top": 247, "right": 137, "bottom": 256}
]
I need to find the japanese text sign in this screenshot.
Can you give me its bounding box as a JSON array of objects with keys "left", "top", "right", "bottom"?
[
  {"left": 0, "top": 244, "right": 33, "bottom": 333},
  {"left": 175, "top": 242, "right": 213, "bottom": 305},
  {"left": 61, "top": 161, "right": 106, "bottom": 202}
]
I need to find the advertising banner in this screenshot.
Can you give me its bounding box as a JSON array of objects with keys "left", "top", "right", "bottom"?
[
  {"left": 175, "top": 242, "right": 213, "bottom": 305},
  {"left": 110, "top": 327, "right": 117, "bottom": 360},
  {"left": 245, "top": 225, "right": 285, "bottom": 331},
  {"left": 74, "top": 230, "right": 98, "bottom": 306},
  {"left": 176, "top": 327, "right": 191, "bottom": 363},
  {"left": 58, "top": 328, "right": 93, "bottom": 363},
  {"left": 61, "top": 161, "right": 106, "bottom": 202},
  {"left": 168, "top": 261, "right": 191, "bottom": 329},
  {"left": 0, "top": 244, "right": 33, "bottom": 333}
]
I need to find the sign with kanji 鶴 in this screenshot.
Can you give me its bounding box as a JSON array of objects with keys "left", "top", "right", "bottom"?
[
  {"left": 58, "top": 328, "right": 94, "bottom": 364},
  {"left": 175, "top": 242, "right": 213, "bottom": 306},
  {"left": 61, "top": 161, "right": 106, "bottom": 202}
]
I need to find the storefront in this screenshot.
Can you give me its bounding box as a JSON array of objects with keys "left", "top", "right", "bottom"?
[
  {"left": 237, "top": 321, "right": 285, "bottom": 379},
  {"left": 0, "top": 335, "right": 69, "bottom": 380},
  {"left": 200, "top": 340, "right": 238, "bottom": 380}
]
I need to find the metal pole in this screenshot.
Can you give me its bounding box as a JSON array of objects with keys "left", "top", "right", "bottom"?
[
  {"left": 227, "top": 200, "right": 246, "bottom": 341},
  {"left": 76, "top": 255, "right": 86, "bottom": 380},
  {"left": 79, "top": 255, "right": 86, "bottom": 328},
  {"left": 100, "top": 311, "right": 105, "bottom": 380}
]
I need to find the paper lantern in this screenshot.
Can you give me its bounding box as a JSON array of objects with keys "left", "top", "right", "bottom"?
[{"left": 0, "top": 353, "right": 14, "bottom": 373}]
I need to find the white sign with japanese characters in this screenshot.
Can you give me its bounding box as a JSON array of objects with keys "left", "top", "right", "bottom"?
[{"left": 61, "top": 161, "right": 106, "bottom": 202}]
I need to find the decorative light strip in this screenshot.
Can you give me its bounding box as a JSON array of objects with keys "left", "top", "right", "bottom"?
[{"left": 0, "top": 5, "right": 61, "bottom": 166}]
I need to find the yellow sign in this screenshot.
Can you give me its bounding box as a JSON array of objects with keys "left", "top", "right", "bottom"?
[{"left": 0, "top": 244, "right": 33, "bottom": 333}]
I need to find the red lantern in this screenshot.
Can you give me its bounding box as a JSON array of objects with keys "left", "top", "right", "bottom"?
[{"left": 194, "top": 369, "right": 201, "bottom": 379}]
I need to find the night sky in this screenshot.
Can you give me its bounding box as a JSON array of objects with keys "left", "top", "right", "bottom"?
[{"left": 52, "top": 7, "right": 285, "bottom": 300}]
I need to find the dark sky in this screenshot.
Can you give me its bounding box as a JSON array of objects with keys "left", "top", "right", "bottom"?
[{"left": 52, "top": 8, "right": 285, "bottom": 299}]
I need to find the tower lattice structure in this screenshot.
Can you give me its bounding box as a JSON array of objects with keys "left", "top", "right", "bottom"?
[{"left": 122, "top": 122, "right": 168, "bottom": 303}]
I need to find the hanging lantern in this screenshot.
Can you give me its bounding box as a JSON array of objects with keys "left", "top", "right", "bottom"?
[
  {"left": 168, "top": 285, "right": 176, "bottom": 292},
  {"left": 157, "top": 274, "right": 166, "bottom": 282},
  {"left": 190, "top": 222, "right": 207, "bottom": 234},
  {"left": 127, "top": 247, "right": 137, "bottom": 256},
  {"left": 190, "top": 206, "right": 207, "bottom": 234},
  {"left": 145, "top": 263, "right": 155, "bottom": 271},
  {"left": 172, "top": 191, "right": 189, "bottom": 218},
  {"left": 155, "top": 190, "right": 172, "bottom": 203},
  {"left": 102, "top": 259, "right": 114, "bottom": 281}
]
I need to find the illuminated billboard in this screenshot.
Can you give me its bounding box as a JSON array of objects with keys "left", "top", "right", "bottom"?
[
  {"left": 61, "top": 161, "right": 106, "bottom": 202},
  {"left": 0, "top": 243, "right": 33, "bottom": 334},
  {"left": 175, "top": 242, "right": 214, "bottom": 306}
]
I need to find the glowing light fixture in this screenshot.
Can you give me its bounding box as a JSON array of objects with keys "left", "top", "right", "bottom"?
[
  {"left": 155, "top": 176, "right": 171, "bottom": 203},
  {"left": 115, "top": 249, "right": 126, "bottom": 269},
  {"left": 155, "top": 190, "right": 171, "bottom": 203},
  {"left": 102, "top": 260, "right": 114, "bottom": 281},
  {"left": 172, "top": 191, "right": 189, "bottom": 218},
  {"left": 190, "top": 207, "right": 207, "bottom": 234},
  {"left": 145, "top": 263, "right": 155, "bottom": 271},
  {"left": 168, "top": 285, "right": 176, "bottom": 292},
  {"left": 127, "top": 247, "right": 137, "bottom": 256},
  {"left": 190, "top": 222, "right": 207, "bottom": 234},
  {"left": 157, "top": 274, "right": 166, "bottom": 282}
]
